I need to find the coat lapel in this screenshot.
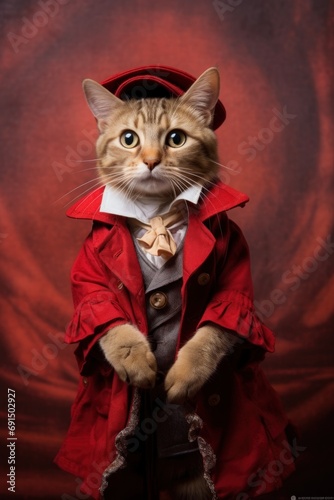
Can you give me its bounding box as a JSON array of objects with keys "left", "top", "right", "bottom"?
[
  {"left": 182, "top": 182, "right": 248, "bottom": 285},
  {"left": 98, "top": 219, "right": 145, "bottom": 298},
  {"left": 183, "top": 213, "right": 216, "bottom": 284},
  {"left": 66, "top": 181, "right": 249, "bottom": 296}
]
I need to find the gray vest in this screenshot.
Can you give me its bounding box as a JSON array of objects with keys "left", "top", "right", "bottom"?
[{"left": 133, "top": 239, "right": 198, "bottom": 458}]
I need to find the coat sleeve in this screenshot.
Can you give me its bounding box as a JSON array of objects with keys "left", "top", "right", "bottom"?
[
  {"left": 198, "top": 217, "right": 275, "bottom": 353},
  {"left": 64, "top": 228, "right": 130, "bottom": 374}
]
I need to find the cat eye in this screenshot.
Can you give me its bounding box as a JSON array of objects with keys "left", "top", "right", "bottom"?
[
  {"left": 166, "top": 129, "right": 187, "bottom": 148},
  {"left": 120, "top": 130, "right": 140, "bottom": 148}
]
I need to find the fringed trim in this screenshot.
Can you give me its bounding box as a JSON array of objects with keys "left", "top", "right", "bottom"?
[
  {"left": 100, "top": 389, "right": 141, "bottom": 498},
  {"left": 186, "top": 412, "right": 218, "bottom": 500}
]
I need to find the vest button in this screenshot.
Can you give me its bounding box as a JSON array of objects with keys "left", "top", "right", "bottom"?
[
  {"left": 208, "top": 393, "right": 220, "bottom": 407},
  {"left": 197, "top": 273, "right": 210, "bottom": 285},
  {"left": 149, "top": 292, "right": 168, "bottom": 309}
]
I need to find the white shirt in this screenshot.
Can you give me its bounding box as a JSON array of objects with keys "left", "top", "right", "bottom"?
[{"left": 100, "top": 184, "right": 202, "bottom": 268}]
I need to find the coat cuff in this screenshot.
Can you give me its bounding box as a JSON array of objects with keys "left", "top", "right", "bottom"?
[
  {"left": 64, "top": 292, "right": 129, "bottom": 374},
  {"left": 65, "top": 291, "right": 128, "bottom": 343},
  {"left": 198, "top": 290, "right": 275, "bottom": 353}
]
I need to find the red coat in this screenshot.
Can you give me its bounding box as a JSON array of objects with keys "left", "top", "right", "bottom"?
[{"left": 55, "top": 181, "right": 295, "bottom": 499}]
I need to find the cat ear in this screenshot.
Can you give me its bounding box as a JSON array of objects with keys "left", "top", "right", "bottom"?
[
  {"left": 82, "top": 79, "right": 124, "bottom": 130},
  {"left": 179, "top": 67, "right": 220, "bottom": 126}
]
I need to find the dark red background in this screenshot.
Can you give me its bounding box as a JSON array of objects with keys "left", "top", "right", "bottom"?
[{"left": 0, "top": 1, "right": 333, "bottom": 499}]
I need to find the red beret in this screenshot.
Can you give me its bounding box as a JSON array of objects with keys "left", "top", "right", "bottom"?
[{"left": 101, "top": 65, "right": 226, "bottom": 130}]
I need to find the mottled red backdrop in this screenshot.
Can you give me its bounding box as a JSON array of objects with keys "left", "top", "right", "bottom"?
[{"left": 0, "top": 1, "right": 333, "bottom": 499}]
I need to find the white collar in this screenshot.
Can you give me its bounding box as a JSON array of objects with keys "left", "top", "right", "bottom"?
[{"left": 100, "top": 184, "right": 202, "bottom": 224}]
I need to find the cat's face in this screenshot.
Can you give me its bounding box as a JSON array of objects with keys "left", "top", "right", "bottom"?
[{"left": 83, "top": 68, "right": 220, "bottom": 199}]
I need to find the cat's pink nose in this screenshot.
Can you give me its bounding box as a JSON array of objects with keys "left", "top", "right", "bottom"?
[{"left": 144, "top": 158, "right": 161, "bottom": 171}]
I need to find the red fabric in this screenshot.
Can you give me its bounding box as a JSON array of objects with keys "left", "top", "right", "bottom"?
[
  {"left": 101, "top": 65, "right": 226, "bottom": 129},
  {"left": 0, "top": 3, "right": 333, "bottom": 499},
  {"left": 55, "top": 182, "right": 295, "bottom": 499}
]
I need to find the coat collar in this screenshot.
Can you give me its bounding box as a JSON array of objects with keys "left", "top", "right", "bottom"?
[
  {"left": 99, "top": 184, "right": 202, "bottom": 223},
  {"left": 65, "top": 181, "right": 249, "bottom": 224}
]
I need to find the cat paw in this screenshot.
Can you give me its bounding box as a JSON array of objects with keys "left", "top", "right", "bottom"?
[
  {"left": 165, "top": 350, "right": 207, "bottom": 404},
  {"left": 118, "top": 342, "right": 157, "bottom": 389},
  {"left": 165, "top": 325, "right": 232, "bottom": 403},
  {"left": 100, "top": 326, "right": 157, "bottom": 389}
]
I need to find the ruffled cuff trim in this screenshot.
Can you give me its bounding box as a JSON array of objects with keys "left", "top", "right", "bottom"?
[
  {"left": 65, "top": 292, "right": 128, "bottom": 344},
  {"left": 198, "top": 290, "right": 275, "bottom": 353}
]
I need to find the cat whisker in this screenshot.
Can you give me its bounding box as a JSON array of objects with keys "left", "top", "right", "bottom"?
[
  {"left": 177, "top": 169, "right": 217, "bottom": 188},
  {"left": 107, "top": 173, "right": 139, "bottom": 201},
  {"left": 71, "top": 167, "right": 101, "bottom": 174},
  {"left": 69, "top": 185, "right": 105, "bottom": 216},
  {"left": 57, "top": 170, "right": 128, "bottom": 208},
  {"left": 54, "top": 175, "right": 106, "bottom": 205},
  {"left": 163, "top": 168, "right": 214, "bottom": 194},
  {"left": 168, "top": 176, "right": 191, "bottom": 196},
  {"left": 61, "top": 178, "right": 108, "bottom": 208},
  {"left": 168, "top": 169, "right": 223, "bottom": 216},
  {"left": 208, "top": 158, "right": 239, "bottom": 173},
  {"left": 169, "top": 179, "right": 179, "bottom": 201},
  {"left": 176, "top": 164, "right": 218, "bottom": 180},
  {"left": 72, "top": 158, "right": 103, "bottom": 163}
]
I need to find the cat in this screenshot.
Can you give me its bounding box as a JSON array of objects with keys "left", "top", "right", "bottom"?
[
  {"left": 80, "top": 67, "right": 238, "bottom": 499},
  {"left": 83, "top": 67, "right": 237, "bottom": 396},
  {"left": 82, "top": 68, "right": 237, "bottom": 498},
  {"left": 56, "top": 66, "right": 296, "bottom": 500}
]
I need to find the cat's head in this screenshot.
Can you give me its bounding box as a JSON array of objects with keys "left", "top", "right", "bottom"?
[{"left": 83, "top": 67, "right": 220, "bottom": 199}]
